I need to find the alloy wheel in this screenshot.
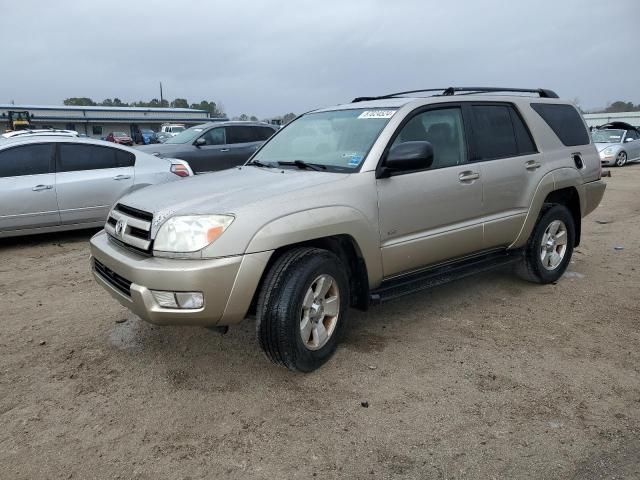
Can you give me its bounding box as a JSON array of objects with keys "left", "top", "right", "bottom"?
[
  {"left": 540, "top": 220, "right": 568, "bottom": 270},
  {"left": 299, "top": 274, "right": 340, "bottom": 350}
]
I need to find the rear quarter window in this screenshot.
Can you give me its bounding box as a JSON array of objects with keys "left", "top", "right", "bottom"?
[{"left": 530, "top": 103, "right": 590, "bottom": 146}]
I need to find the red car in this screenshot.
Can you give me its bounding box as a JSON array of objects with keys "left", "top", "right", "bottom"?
[{"left": 106, "top": 131, "right": 133, "bottom": 146}]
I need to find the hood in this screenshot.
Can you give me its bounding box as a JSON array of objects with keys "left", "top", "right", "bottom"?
[
  {"left": 118, "top": 166, "right": 349, "bottom": 231},
  {"left": 594, "top": 142, "right": 621, "bottom": 152},
  {"left": 137, "top": 143, "right": 188, "bottom": 156}
]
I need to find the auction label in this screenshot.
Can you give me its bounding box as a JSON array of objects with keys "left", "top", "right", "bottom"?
[{"left": 358, "top": 110, "right": 396, "bottom": 119}]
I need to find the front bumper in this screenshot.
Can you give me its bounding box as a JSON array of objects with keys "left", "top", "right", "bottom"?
[{"left": 89, "top": 230, "right": 272, "bottom": 326}]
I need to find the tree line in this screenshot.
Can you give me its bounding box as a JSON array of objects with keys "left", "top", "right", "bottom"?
[
  {"left": 62, "top": 97, "right": 297, "bottom": 123},
  {"left": 63, "top": 97, "right": 226, "bottom": 117}
]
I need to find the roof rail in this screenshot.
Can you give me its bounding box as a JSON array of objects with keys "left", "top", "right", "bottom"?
[{"left": 351, "top": 87, "right": 559, "bottom": 103}]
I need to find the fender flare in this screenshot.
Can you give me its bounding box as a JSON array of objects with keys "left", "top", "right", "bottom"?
[{"left": 245, "top": 206, "right": 383, "bottom": 287}]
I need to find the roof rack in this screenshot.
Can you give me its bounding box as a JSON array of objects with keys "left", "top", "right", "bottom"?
[{"left": 352, "top": 87, "right": 559, "bottom": 103}]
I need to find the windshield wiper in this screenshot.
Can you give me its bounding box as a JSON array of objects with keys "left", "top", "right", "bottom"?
[
  {"left": 247, "top": 159, "right": 276, "bottom": 168},
  {"left": 278, "top": 160, "right": 327, "bottom": 171}
]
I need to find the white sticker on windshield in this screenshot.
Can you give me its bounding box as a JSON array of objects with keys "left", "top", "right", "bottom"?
[{"left": 358, "top": 110, "right": 396, "bottom": 119}]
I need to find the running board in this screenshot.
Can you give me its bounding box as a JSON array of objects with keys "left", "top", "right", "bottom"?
[{"left": 369, "top": 250, "right": 523, "bottom": 305}]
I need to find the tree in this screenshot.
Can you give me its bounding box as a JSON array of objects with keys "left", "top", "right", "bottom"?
[
  {"left": 190, "top": 100, "right": 226, "bottom": 118},
  {"left": 113, "top": 98, "right": 126, "bottom": 106},
  {"left": 282, "top": 112, "right": 297, "bottom": 124},
  {"left": 171, "top": 98, "right": 189, "bottom": 108},
  {"left": 101, "top": 98, "right": 114, "bottom": 106},
  {"left": 605, "top": 101, "right": 637, "bottom": 113},
  {"left": 238, "top": 114, "right": 249, "bottom": 121},
  {"left": 63, "top": 97, "right": 96, "bottom": 106},
  {"left": 249, "top": 115, "right": 258, "bottom": 121}
]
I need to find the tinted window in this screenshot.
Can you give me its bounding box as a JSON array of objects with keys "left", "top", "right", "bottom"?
[
  {"left": 58, "top": 144, "right": 121, "bottom": 172},
  {"left": 509, "top": 108, "right": 537, "bottom": 154},
  {"left": 255, "top": 126, "right": 276, "bottom": 141},
  {"left": 202, "top": 128, "right": 225, "bottom": 145},
  {"left": 116, "top": 150, "right": 135, "bottom": 167},
  {"left": 391, "top": 107, "right": 467, "bottom": 169},
  {"left": 0, "top": 144, "right": 53, "bottom": 178},
  {"left": 530, "top": 103, "right": 589, "bottom": 146},
  {"left": 471, "top": 105, "right": 518, "bottom": 160},
  {"left": 226, "top": 126, "right": 258, "bottom": 144}
]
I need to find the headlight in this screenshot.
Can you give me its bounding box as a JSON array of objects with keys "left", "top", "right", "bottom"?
[
  {"left": 154, "top": 215, "right": 234, "bottom": 253},
  {"left": 603, "top": 147, "right": 615, "bottom": 156}
]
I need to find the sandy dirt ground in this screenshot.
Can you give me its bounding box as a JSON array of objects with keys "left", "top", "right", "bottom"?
[{"left": 1, "top": 166, "right": 639, "bottom": 480}]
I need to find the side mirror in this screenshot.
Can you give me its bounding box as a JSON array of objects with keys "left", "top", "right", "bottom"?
[
  {"left": 194, "top": 137, "right": 206, "bottom": 147},
  {"left": 625, "top": 137, "right": 634, "bottom": 143},
  {"left": 378, "top": 141, "right": 434, "bottom": 178}
]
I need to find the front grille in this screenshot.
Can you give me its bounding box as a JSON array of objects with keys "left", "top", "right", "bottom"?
[
  {"left": 105, "top": 203, "right": 154, "bottom": 253},
  {"left": 93, "top": 258, "right": 132, "bottom": 296}
]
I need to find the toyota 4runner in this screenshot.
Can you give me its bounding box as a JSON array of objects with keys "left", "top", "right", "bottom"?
[{"left": 90, "top": 87, "right": 606, "bottom": 372}]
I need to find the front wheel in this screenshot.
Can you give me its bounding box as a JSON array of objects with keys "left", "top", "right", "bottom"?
[
  {"left": 615, "top": 151, "right": 627, "bottom": 167},
  {"left": 516, "top": 204, "right": 575, "bottom": 284},
  {"left": 256, "top": 248, "right": 349, "bottom": 372}
]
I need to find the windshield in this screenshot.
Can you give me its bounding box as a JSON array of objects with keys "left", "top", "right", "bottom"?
[
  {"left": 592, "top": 129, "right": 624, "bottom": 143},
  {"left": 251, "top": 108, "right": 397, "bottom": 171},
  {"left": 164, "top": 126, "right": 205, "bottom": 144}
]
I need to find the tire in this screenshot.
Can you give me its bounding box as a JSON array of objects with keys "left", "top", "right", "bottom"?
[
  {"left": 615, "top": 151, "right": 627, "bottom": 167},
  {"left": 516, "top": 204, "right": 575, "bottom": 284},
  {"left": 256, "top": 247, "right": 350, "bottom": 372}
]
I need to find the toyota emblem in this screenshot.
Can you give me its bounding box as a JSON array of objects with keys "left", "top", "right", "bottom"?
[{"left": 115, "top": 219, "right": 126, "bottom": 237}]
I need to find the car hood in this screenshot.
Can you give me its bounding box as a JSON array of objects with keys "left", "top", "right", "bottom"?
[
  {"left": 137, "top": 143, "right": 190, "bottom": 156},
  {"left": 594, "top": 142, "right": 621, "bottom": 152},
  {"left": 117, "top": 166, "right": 349, "bottom": 234}
]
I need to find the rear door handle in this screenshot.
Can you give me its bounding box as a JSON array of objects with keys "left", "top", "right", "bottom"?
[
  {"left": 220, "top": 148, "right": 230, "bottom": 152},
  {"left": 113, "top": 175, "right": 131, "bottom": 180},
  {"left": 32, "top": 184, "right": 53, "bottom": 191},
  {"left": 525, "top": 161, "right": 542, "bottom": 170},
  {"left": 458, "top": 171, "right": 480, "bottom": 182}
]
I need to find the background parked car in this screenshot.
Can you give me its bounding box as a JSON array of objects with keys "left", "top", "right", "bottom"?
[
  {"left": 137, "top": 121, "right": 277, "bottom": 173},
  {"left": 159, "top": 124, "right": 186, "bottom": 137},
  {"left": 592, "top": 121, "right": 640, "bottom": 166},
  {"left": 155, "top": 132, "right": 172, "bottom": 143},
  {"left": 141, "top": 129, "right": 159, "bottom": 144},
  {"left": 106, "top": 131, "right": 134, "bottom": 146},
  {"left": 0, "top": 136, "right": 193, "bottom": 237}
]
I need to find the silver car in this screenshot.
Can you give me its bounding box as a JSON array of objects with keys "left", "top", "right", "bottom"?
[
  {"left": 593, "top": 128, "right": 640, "bottom": 166},
  {"left": 0, "top": 135, "right": 193, "bottom": 238}
]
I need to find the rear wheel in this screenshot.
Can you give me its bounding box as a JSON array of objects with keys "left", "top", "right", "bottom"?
[
  {"left": 615, "top": 151, "right": 627, "bottom": 167},
  {"left": 516, "top": 204, "right": 575, "bottom": 284},
  {"left": 256, "top": 248, "right": 349, "bottom": 372}
]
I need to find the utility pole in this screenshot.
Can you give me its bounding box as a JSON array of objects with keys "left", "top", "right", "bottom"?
[{"left": 159, "top": 82, "right": 164, "bottom": 106}]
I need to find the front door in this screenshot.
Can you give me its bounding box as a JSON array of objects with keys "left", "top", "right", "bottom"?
[
  {"left": 376, "top": 105, "right": 484, "bottom": 277},
  {"left": 183, "top": 127, "right": 234, "bottom": 173},
  {"left": 55, "top": 143, "right": 134, "bottom": 224},
  {"left": 0, "top": 143, "right": 59, "bottom": 232}
]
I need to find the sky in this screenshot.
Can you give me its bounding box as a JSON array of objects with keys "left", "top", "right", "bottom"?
[{"left": 1, "top": 0, "right": 638, "bottom": 118}]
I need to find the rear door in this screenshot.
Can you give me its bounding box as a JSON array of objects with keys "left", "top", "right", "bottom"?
[
  {"left": 55, "top": 143, "right": 134, "bottom": 224},
  {"left": 0, "top": 143, "right": 59, "bottom": 232},
  {"left": 225, "top": 126, "right": 269, "bottom": 165},
  {"left": 467, "top": 103, "right": 543, "bottom": 248}
]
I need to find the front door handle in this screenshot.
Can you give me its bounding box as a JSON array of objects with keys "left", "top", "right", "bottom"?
[
  {"left": 525, "top": 161, "right": 542, "bottom": 170},
  {"left": 220, "top": 148, "right": 230, "bottom": 152},
  {"left": 458, "top": 171, "right": 480, "bottom": 182},
  {"left": 113, "top": 175, "right": 131, "bottom": 180},
  {"left": 32, "top": 184, "right": 53, "bottom": 191}
]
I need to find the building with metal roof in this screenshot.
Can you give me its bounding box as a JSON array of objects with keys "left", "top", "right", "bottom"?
[
  {"left": 0, "top": 104, "right": 223, "bottom": 139},
  {"left": 583, "top": 111, "right": 640, "bottom": 129}
]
